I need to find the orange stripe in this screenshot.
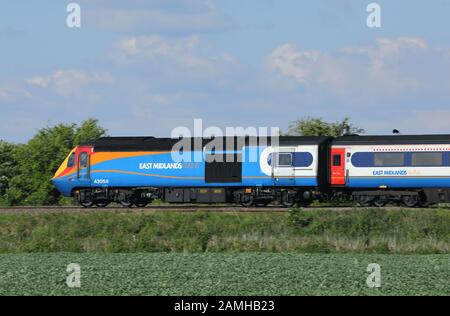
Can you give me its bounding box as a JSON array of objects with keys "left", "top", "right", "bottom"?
[
  {"left": 53, "top": 151, "right": 168, "bottom": 179},
  {"left": 58, "top": 167, "right": 75, "bottom": 178},
  {"left": 53, "top": 149, "right": 76, "bottom": 179},
  {"left": 90, "top": 151, "right": 167, "bottom": 165}
]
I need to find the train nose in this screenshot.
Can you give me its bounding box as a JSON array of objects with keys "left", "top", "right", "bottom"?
[
  {"left": 50, "top": 175, "right": 58, "bottom": 185},
  {"left": 50, "top": 177, "right": 58, "bottom": 189},
  {"left": 51, "top": 175, "right": 74, "bottom": 197},
  {"left": 50, "top": 177, "right": 64, "bottom": 194}
]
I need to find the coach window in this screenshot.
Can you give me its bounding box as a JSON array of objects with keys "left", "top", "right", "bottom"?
[
  {"left": 333, "top": 154, "right": 341, "bottom": 166},
  {"left": 374, "top": 153, "right": 404, "bottom": 167},
  {"left": 412, "top": 152, "right": 443, "bottom": 166},
  {"left": 79, "top": 152, "right": 88, "bottom": 168},
  {"left": 67, "top": 152, "right": 75, "bottom": 168},
  {"left": 278, "top": 153, "right": 293, "bottom": 167}
]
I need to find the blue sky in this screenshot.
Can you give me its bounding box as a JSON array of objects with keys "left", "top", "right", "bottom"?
[{"left": 1, "top": 0, "right": 450, "bottom": 142}]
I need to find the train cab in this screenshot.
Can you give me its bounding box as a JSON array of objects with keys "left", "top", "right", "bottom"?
[{"left": 51, "top": 146, "right": 93, "bottom": 197}]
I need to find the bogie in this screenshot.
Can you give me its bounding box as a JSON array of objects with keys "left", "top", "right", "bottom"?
[{"left": 74, "top": 188, "right": 157, "bottom": 208}]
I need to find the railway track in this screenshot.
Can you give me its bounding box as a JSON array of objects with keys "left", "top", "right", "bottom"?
[
  {"left": 0, "top": 204, "right": 445, "bottom": 213},
  {"left": 0, "top": 205, "right": 286, "bottom": 213}
]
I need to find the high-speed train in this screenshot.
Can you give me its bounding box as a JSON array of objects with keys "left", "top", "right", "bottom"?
[{"left": 51, "top": 135, "right": 450, "bottom": 207}]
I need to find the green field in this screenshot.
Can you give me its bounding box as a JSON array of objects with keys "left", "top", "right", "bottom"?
[
  {"left": 0, "top": 209, "right": 448, "bottom": 295},
  {"left": 0, "top": 253, "right": 448, "bottom": 295},
  {"left": 0, "top": 209, "right": 448, "bottom": 253}
]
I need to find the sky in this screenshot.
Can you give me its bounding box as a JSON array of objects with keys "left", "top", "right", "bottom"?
[{"left": 1, "top": 0, "right": 450, "bottom": 142}]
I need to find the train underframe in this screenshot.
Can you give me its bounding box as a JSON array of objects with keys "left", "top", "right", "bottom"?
[
  {"left": 72, "top": 186, "right": 450, "bottom": 208},
  {"left": 72, "top": 186, "right": 317, "bottom": 208}
]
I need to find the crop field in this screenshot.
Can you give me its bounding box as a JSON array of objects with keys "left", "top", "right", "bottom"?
[
  {"left": 0, "top": 209, "right": 448, "bottom": 296},
  {"left": 0, "top": 252, "right": 448, "bottom": 295}
]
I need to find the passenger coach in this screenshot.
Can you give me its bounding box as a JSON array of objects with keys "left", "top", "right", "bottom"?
[{"left": 330, "top": 135, "right": 450, "bottom": 206}]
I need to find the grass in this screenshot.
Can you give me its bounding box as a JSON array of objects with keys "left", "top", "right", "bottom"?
[
  {"left": 0, "top": 210, "right": 447, "bottom": 296},
  {"left": 0, "top": 252, "right": 448, "bottom": 295},
  {"left": 0, "top": 208, "right": 448, "bottom": 253}
]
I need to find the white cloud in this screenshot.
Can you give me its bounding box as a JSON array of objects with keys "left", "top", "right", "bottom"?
[
  {"left": 28, "top": 70, "right": 113, "bottom": 97},
  {"left": 27, "top": 76, "right": 50, "bottom": 88},
  {"left": 266, "top": 44, "right": 322, "bottom": 84},
  {"left": 266, "top": 37, "right": 449, "bottom": 96},
  {"left": 266, "top": 44, "right": 346, "bottom": 88},
  {"left": 4, "top": 35, "right": 450, "bottom": 142},
  {"left": 113, "top": 35, "right": 240, "bottom": 78},
  {"left": 342, "top": 37, "right": 430, "bottom": 92},
  {"left": 116, "top": 35, "right": 202, "bottom": 62},
  {"left": 0, "top": 84, "right": 31, "bottom": 102},
  {"left": 344, "top": 37, "right": 428, "bottom": 73}
]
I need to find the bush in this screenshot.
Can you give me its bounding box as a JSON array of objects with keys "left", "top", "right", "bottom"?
[
  {"left": 0, "top": 119, "right": 106, "bottom": 206},
  {"left": 0, "top": 210, "right": 448, "bottom": 254}
]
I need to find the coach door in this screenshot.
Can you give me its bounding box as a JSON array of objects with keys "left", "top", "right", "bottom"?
[
  {"left": 77, "top": 147, "right": 91, "bottom": 186},
  {"left": 330, "top": 147, "right": 346, "bottom": 185},
  {"left": 272, "top": 148, "right": 296, "bottom": 186}
]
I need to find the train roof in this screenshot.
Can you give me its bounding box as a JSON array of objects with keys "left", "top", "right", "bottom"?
[
  {"left": 333, "top": 134, "right": 450, "bottom": 145},
  {"left": 81, "top": 136, "right": 332, "bottom": 152}
]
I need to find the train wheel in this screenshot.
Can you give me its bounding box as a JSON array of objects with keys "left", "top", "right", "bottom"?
[
  {"left": 418, "top": 193, "right": 430, "bottom": 208},
  {"left": 134, "top": 200, "right": 150, "bottom": 208},
  {"left": 80, "top": 201, "right": 94, "bottom": 208},
  {"left": 402, "top": 195, "right": 418, "bottom": 207},
  {"left": 281, "top": 192, "right": 295, "bottom": 208},
  {"left": 373, "top": 198, "right": 387, "bottom": 207},
  {"left": 241, "top": 195, "right": 254, "bottom": 207},
  {"left": 255, "top": 201, "right": 271, "bottom": 207},
  {"left": 357, "top": 196, "right": 373, "bottom": 207},
  {"left": 418, "top": 199, "right": 429, "bottom": 208},
  {"left": 120, "top": 200, "right": 134, "bottom": 208},
  {"left": 95, "top": 200, "right": 110, "bottom": 208}
]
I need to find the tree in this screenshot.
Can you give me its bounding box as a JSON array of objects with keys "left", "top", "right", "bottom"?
[
  {"left": 285, "top": 117, "right": 364, "bottom": 137},
  {"left": 5, "top": 118, "right": 107, "bottom": 205},
  {"left": 74, "top": 118, "right": 107, "bottom": 145},
  {"left": 0, "top": 141, "right": 20, "bottom": 204}
]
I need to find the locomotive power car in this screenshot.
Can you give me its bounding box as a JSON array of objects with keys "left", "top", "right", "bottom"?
[{"left": 51, "top": 135, "right": 450, "bottom": 207}]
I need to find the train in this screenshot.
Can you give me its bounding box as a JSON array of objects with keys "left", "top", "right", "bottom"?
[{"left": 51, "top": 134, "right": 450, "bottom": 207}]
